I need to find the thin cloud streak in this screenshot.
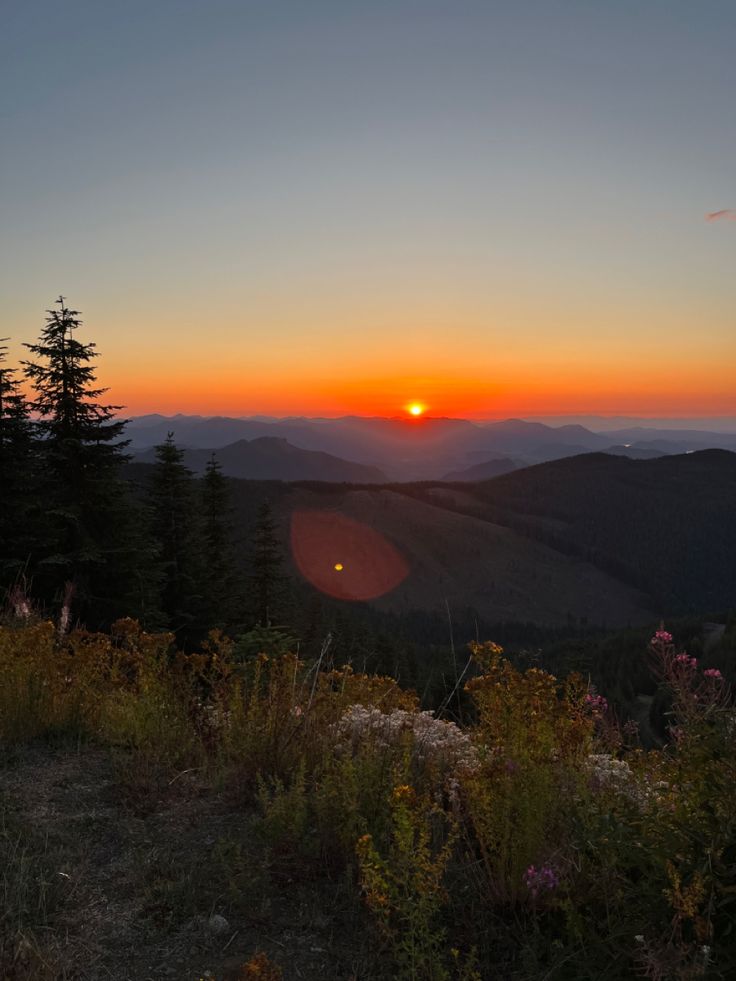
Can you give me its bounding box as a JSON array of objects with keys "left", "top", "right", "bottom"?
[{"left": 706, "top": 209, "right": 736, "bottom": 222}]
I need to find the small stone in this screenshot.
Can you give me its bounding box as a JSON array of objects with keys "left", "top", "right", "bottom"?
[{"left": 207, "top": 914, "right": 230, "bottom": 935}]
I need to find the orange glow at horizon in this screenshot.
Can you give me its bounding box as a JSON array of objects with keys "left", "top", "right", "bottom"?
[
  {"left": 92, "top": 363, "right": 736, "bottom": 420},
  {"left": 11, "top": 277, "right": 728, "bottom": 423}
]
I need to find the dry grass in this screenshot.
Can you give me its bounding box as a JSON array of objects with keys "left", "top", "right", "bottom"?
[{"left": 0, "top": 746, "right": 375, "bottom": 980}]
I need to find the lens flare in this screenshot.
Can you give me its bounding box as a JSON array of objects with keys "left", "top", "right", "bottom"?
[{"left": 291, "top": 511, "right": 409, "bottom": 600}]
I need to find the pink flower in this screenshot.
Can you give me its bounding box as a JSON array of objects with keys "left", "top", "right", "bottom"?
[
  {"left": 703, "top": 668, "right": 723, "bottom": 681},
  {"left": 584, "top": 693, "right": 608, "bottom": 713},
  {"left": 524, "top": 864, "right": 559, "bottom": 898},
  {"left": 654, "top": 629, "right": 673, "bottom": 644}
]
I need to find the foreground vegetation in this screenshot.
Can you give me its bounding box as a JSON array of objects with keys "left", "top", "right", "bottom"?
[{"left": 1, "top": 615, "right": 734, "bottom": 980}]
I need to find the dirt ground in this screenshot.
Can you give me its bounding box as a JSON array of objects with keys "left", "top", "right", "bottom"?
[{"left": 0, "top": 746, "right": 377, "bottom": 981}]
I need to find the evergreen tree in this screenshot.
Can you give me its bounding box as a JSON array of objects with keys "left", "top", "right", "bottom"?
[
  {"left": 21, "top": 297, "right": 160, "bottom": 625},
  {"left": 0, "top": 338, "right": 36, "bottom": 588},
  {"left": 147, "top": 433, "right": 206, "bottom": 640},
  {"left": 200, "top": 454, "right": 246, "bottom": 631},
  {"left": 249, "top": 500, "right": 289, "bottom": 627}
]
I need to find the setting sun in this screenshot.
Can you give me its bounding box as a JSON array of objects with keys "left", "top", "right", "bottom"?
[{"left": 407, "top": 403, "right": 425, "bottom": 417}]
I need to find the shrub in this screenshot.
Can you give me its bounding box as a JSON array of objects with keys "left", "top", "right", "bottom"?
[{"left": 2, "top": 620, "right": 734, "bottom": 979}]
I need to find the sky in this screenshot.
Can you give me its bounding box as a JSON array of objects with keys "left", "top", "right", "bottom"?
[{"left": 1, "top": 0, "right": 734, "bottom": 419}]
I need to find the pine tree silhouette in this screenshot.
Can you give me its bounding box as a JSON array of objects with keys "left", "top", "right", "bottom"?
[
  {"left": 22, "top": 297, "right": 160, "bottom": 625},
  {"left": 0, "top": 338, "right": 36, "bottom": 587},
  {"left": 249, "top": 500, "right": 289, "bottom": 628},
  {"left": 200, "top": 454, "right": 246, "bottom": 632},
  {"left": 147, "top": 433, "right": 206, "bottom": 640}
]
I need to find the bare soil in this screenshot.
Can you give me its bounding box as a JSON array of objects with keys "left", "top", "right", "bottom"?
[{"left": 0, "top": 746, "right": 376, "bottom": 981}]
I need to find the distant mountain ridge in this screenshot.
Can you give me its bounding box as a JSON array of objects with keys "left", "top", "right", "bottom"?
[{"left": 125, "top": 413, "right": 736, "bottom": 481}]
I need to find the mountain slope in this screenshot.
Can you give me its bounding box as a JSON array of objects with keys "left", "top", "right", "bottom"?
[
  {"left": 263, "top": 486, "right": 653, "bottom": 628},
  {"left": 134, "top": 437, "right": 388, "bottom": 483},
  {"left": 441, "top": 458, "right": 519, "bottom": 481},
  {"left": 405, "top": 450, "right": 736, "bottom": 613},
  {"left": 124, "top": 451, "right": 735, "bottom": 624}
]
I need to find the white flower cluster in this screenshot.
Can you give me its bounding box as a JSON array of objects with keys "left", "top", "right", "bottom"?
[
  {"left": 194, "top": 698, "right": 231, "bottom": 734},
  {"left": 333, "top": 703, "right": 480, "bottom": 773},
  {"left": 586, "top": 754, "right": 667, "bottom": 809}
]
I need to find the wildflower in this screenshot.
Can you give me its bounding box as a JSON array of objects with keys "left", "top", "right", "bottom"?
[
  {"left": 524, "top": 863, "right": 559, "bottom": 898},
  {"left": 703, "top": 668, "right": 723, "bottom": 680},
  {"left": 239, "top": 952, "right": 283, "bottom": 980},
  {"left": 653, "top": 629, "right": 673, "bottom": 644},
  {"left": 333, "top": 704, "right": 479, "bottom": 774},
  {"left": 9, "top": 585, "right": 31, "bottom": 620},
  {"left": 446, "top": 776, "right": 462, "bottom": 808},
  {"left": 584, "top": 692, "right": 608, "bottom": 713},
  {"left": 586, "top": 754, "right": 657, "bottom": 808},
  {"left": 622, "top": 719, "right": 639, "bottom": 741},
  {"left": 392, "top": 784, "right": 415, "bottom": 803}
]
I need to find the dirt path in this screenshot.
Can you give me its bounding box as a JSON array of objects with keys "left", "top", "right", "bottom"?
[{"left": 0, "top": 747, "right": 373, "bottom": 981}]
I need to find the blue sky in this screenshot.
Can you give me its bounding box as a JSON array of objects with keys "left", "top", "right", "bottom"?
[{"left": 2, "top": 1, "right": 734, "bottom": 416}]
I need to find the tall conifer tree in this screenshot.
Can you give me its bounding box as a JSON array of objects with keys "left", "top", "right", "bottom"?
[
  {"left": 200, "top": 454, "right": 245, "bottom": 631},
  {"left": 22, "top": 297, "right": 160, "bottom": 624},
  {"left": 0, "top": 339, "right": 36, "bottom": 588},
  {"left": 249, "top": 500, "right": 289, "bottom": 628},
  {"left": 147, "top": 433, "right": 206, "bottom": 640}
]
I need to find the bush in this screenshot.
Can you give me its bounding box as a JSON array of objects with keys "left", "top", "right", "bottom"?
[{"left": 1, "top": 620, "right": 734, "bottom": 979}]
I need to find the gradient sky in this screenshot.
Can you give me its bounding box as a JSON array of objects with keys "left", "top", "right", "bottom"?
[{"left": 2, "top": 0, "right": 734, "bottom": 418}]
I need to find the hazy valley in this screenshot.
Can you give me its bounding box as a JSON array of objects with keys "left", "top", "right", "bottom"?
[{"left": 127, "top": 412, "right": 736, "bottom": 481}]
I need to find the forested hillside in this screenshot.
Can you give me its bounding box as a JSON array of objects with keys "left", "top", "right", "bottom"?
[{"left": 391, "top": 451, "right": 736, "bottom": 614}]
